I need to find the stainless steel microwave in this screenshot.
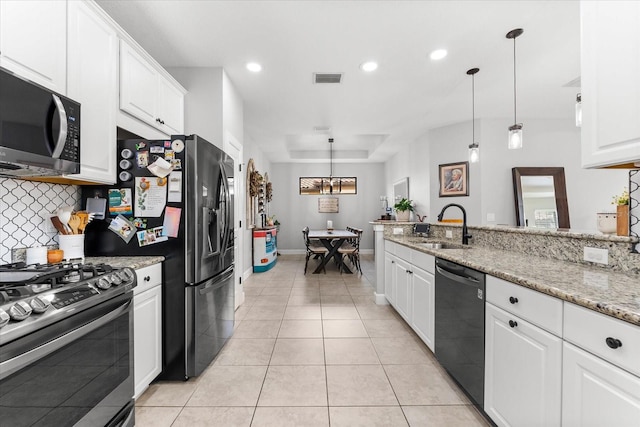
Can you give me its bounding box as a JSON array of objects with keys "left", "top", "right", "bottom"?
[{"left": 0, "top": 67, "right": 80, "bottom": 177}]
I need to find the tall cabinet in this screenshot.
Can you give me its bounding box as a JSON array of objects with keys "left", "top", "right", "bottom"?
[
  {"left": 580, "top": 0, "right": 640, "bottom": 168},
  {"left": 67, "top": 1, "right": 118, "bottom": 184}
]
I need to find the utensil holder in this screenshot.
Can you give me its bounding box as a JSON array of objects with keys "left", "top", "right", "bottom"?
[{"left": 58, "top": 234, "right": 85, "bottom": 261}]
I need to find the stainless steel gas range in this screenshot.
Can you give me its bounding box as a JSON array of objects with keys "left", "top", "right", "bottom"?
[{"left": 0, "top": 261, "right": 136, "bottom": 427}]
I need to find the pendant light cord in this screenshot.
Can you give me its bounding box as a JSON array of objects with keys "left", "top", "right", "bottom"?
[
  {"left": 472, "top": 73, "right": 475, "bottom": 142},
  {"left": 513, "top": 37, "right": 517, "bottom": 124}
]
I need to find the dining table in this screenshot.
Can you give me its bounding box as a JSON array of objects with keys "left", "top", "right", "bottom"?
[{"left": 307, "top": 229, "right": 358, "bottom": 274}]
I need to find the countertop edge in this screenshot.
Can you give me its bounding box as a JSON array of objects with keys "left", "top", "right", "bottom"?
[
  {"left": 386, "top": 237, "right": 640, "bottom": 327},
  {"left": 86, "top": 256, "right": 165, "bottom": 270}
]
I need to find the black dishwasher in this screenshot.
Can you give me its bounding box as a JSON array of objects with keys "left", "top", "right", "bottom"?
[{"left": 435, "top": 257, "right": 486, "bottom": 408}]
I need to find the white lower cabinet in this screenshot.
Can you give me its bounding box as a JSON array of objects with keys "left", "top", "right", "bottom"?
[
  {"left": 484, "top": 302, "right": 562, "bottom": 427},
  {"left": 393, "top": 257, "right": 411, "bottom": 322},
  {"left": 383, "top": 252, "right": 396, "bottom": 306},
  {"left": 133, "top": 263, "right": 163, "bottom": 399},
  {"left": 410, "top": 266, "right": 435, "bottom": 352},
  {"left": 383, "top": 242, "right": 435, "bottom": 351},
  {"left": 562, "top": 342, "right": 640, "bottom": 427}
]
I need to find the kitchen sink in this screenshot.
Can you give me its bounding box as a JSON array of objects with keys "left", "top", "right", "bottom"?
[{"left": 418, "top": 241, "right": 470, "bottom": 250}]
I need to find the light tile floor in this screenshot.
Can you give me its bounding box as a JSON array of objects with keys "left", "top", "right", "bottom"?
[{"left": 135, "top": 254, "right": 490, "bottom": 426}]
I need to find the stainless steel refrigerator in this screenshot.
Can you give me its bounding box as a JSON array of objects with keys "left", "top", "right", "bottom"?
[{"left": 83, "top": 134, "right": 234, "bottom": 380}]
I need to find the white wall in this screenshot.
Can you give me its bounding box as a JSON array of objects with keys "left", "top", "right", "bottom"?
[
  {"left": 269, "top": 162, "right": 385, "bottom": 252},
  {"left": 477, "top": 118, "right": 628, "bottom": 230},
  {"left": 385, "top": 118, "right": 629, "bottom": 231},
  {"left": 166, "top": 67, "right": 223, "bottom": 146},
  {"left": 384, "top": 134, "right": 431, "bottom": 221}
]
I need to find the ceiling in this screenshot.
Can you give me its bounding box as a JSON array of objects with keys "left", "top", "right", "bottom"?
[{"left": 96, "top": 0, "right": 581, "bottom": 164}]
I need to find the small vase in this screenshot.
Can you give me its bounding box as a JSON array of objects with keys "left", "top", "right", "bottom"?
[
  {"left": 617, "top": 205, "right": 629, "bottom": 236},
  {"left": 395, "top": 210, "right": 410, "bottom": 222}
]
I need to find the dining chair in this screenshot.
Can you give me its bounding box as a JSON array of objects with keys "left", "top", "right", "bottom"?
[
  {"left": 338, "top": 228, "right": 363, "bottom": 274},
  {"left": 302, "top": 226, "right": 328, "bottom": 274}
]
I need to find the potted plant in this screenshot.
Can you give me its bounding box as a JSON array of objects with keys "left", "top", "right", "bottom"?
[
  {"left": 394, "top": 198, "right": 413, "bottom": 222},
  {"left": 612, "top": 188, "right": 629, "bottom": 236}
]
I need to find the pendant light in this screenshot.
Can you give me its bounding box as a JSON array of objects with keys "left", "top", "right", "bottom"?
[
  {"left": 575, "top": 93, "right": 582, "bottom": 127},
  {"left": 506, "top": 28, "right": 524, "bottom": 149},
  {"left": 467, "top": 68, "right": 480, "bottom": 163},
  {"left": 328, "top": 138, "right": 334, "bottom": 194}
]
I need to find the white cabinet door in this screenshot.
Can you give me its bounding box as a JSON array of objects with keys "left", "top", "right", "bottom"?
[
  {"left": 157, "top": 75, "right": 184, "bottom": 135},
  {"left": 485, "top": 303, "right": 562, "bottom": 427},
  {"left": 0, "top": 0, "right": 66, "bottom": 94},
  {"left": 384, "top": 252, "right": 396, "bottom": 305},
  {"left": 134, "top": 285, "right": 162, "bottom": 399},
  {"left": 581, "top": 1, "right": 640, "bottom": 168},
  {"left": 562, "top": 341, "right": 640, "bottom": 427},
  {"left": 120, "top": 40, "right": 159, "bottom": 127},
  {"left": 411, "top": 266, "right": 434, "bottom": 352},
  {"left": 66, "top": 1, "right": 117, "bottom": 184},
  {"left": 394, "top": 258, "right": 411, "bottom": 322}
]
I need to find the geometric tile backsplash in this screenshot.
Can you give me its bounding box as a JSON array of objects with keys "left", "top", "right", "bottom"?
[{"left": 0, "top": 178, "right": 80, "bottom": 264}]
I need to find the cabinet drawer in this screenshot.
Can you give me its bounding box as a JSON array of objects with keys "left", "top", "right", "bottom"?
[
  {"left": 395, "top": 243, "right": 411, "bottom": 262},
  {"left": 134, "top": 263, "right": 162, "bottom": 295},
  {"left": 411, "top": 250, "right": 434, "bottom": 274},
  {"left": 486, "top": 275, "right": 562, "bottom": 336},
  {"left": 564, "top": 302, "right": 640, "bottom": 377}
]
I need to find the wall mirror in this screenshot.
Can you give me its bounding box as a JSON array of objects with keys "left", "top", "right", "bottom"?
[
  {"left": 393, "top": 177, "right": 409, "bottom": 202},
  {"left": 299, "top": 177, "right": 357, "bottom": 195},
  {"left": 512, "top": 167, "right": 570, "bottom": 229}
]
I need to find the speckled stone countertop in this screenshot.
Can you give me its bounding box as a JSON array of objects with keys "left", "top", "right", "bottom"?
[
  {"left": 387, "top": 235, "right": 640, "bottom": 327},
  {"left": 85, "top": 256, "right": 164, "bottom": 270}
]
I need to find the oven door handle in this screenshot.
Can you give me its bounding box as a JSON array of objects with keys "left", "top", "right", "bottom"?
[{"left": 0, "top": 300, "right": 131, "bottom": 381}]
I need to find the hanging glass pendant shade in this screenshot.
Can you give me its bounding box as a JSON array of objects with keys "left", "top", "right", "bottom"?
[
  {"left": 575, "top": 93, "right": 582, "bottom": 127},
  {"left": 506, "top": 28, "right": 524, "bottom": 150}
]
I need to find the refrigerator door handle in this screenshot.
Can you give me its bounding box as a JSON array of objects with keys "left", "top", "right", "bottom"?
[
  {"left": 219, "top": 164, "right": 231, "bottom": 253},
  {"left": 203, "top": 206, "right": 220, "bottom": 257},
  {"left": 198, "top": 266, "right": 234, "bottom": 295}
]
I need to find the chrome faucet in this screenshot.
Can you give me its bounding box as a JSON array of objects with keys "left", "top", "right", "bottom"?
[{"left": 437, "top": 203, "right": 472, "bottom": 245}]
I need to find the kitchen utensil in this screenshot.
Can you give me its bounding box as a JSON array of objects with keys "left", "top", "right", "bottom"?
[
  {"left": 50, "top": 216, "right": 68, "bottom": 235},
  {"left": 76, "top": 211, "right": 90, "bottom": 234},
  {"left": 68, "top": 214, "right": 81, "bottom": 235},
  {"left": 56, "top": 206, "right": 74, "bottom": 233},
  {"left": 47, "top": 249, "right": 64, "bottom": 263}
]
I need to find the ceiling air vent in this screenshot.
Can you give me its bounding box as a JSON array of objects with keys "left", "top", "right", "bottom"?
[{"left": 313, "top": 73, "right": 343, "bottom": 84}]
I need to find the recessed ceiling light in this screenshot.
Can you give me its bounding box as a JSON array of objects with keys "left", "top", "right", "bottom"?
[
  {"left": 360, "top": 61, "right": 378, "bottom": 72},
  {"left": 246, "top": 62, "right": 262, "bottom": 72},
  {"left": 429, "top": 49, "right": 448, "bottom": 60}
]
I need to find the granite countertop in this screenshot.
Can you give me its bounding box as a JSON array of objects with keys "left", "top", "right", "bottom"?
[
  {"left": 86, "top": 256, "right": 164, "bottom": 270},
  {"left": 386, "top": 235, "right": 640, "bottom": 327}
]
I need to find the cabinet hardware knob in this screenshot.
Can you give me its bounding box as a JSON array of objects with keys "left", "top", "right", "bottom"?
[
  {"left": 509, "top": 296, "right": 518, "bottom": 304},
  {"left": 144, "top": 276, "right": 151, "bottom": 282},
  {"left": 509, "top": 320, "right": 518, "bottom": 328},
  {"left": 391, "top": 261, "right": 395, "bottom": 264},
  {"left": 605, "top": 337, "right": 622, "bottom": 349}
]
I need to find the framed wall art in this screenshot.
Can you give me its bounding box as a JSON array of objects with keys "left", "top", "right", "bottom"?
[{"left": 439, "top": 161, "right": 469, "bottom": 197}]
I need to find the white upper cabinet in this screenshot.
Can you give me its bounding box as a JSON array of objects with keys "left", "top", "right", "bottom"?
[
  {"left": 120, "top": 40, "right": 185, "bottom": 136},
  {"left": 0, "top": 0, "right": 67, "bottom": 94},
  {"left": 157, "top": 75, "right": 185, "bottom": 135},
  {"left": 581, "top": 0, "right": 640, "bottom": 168},
  {"left": 66, "top": 1, "right": 118, "bottom": 184}
]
